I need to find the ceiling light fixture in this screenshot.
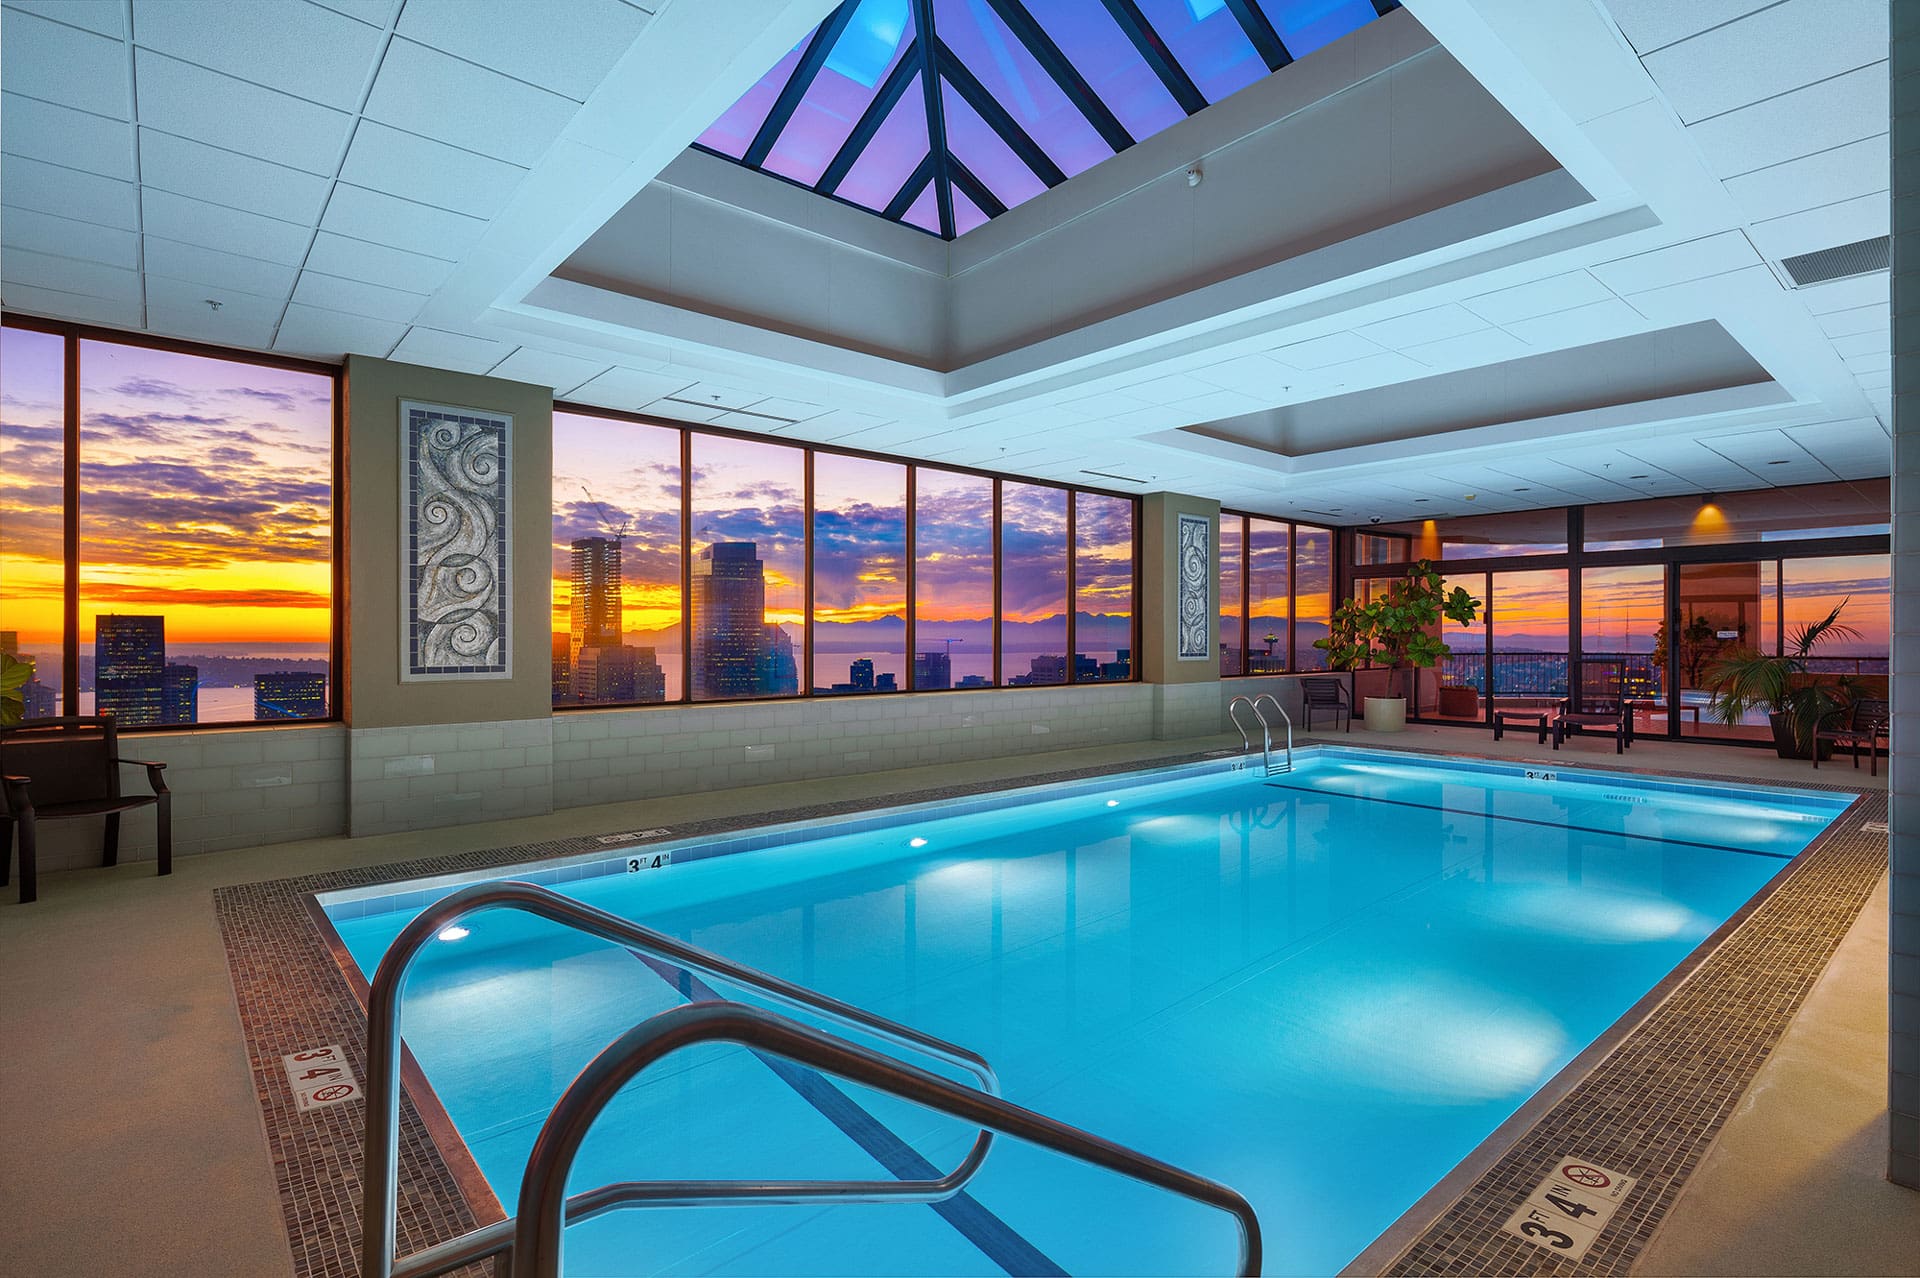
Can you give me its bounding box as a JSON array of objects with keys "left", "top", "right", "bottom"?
[{"left": 1186, "top": 163, "right": 1204, "bottom": 188}]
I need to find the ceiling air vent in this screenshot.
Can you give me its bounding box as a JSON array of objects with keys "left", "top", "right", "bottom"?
[{"left": 1781, "top": 235, "right": 1890, "bottom": 287}]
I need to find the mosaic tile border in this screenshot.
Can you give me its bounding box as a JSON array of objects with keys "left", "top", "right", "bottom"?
[{"left": 211, "top": 744, "right": 1883, "bottom": 1278}]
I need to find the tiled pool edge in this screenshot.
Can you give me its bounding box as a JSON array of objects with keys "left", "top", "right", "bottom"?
[{"left": 212, "top": 748, "right": 1885, "bottom": 1278}]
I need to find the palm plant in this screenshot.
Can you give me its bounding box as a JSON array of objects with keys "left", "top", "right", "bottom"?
[
  {"left": 1704, "top": 600, "right": 1859, "bottom": 756},
  {"left": 0, "top": 651, "right": 30, "bottom": 727}
]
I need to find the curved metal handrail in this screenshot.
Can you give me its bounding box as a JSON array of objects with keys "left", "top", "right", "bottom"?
[
  {"left": 362, "top": 880, "right": 999, "bottom": 1278},
  {"left": 1227, "top": 694, "right": 1270, "bottom": 762},
  {"left": 1250, "top": 694, "right": 1295, "bottom": 773},
  {"left": 515, "top": 1001, "right": 1264, "bottom": 1278}
]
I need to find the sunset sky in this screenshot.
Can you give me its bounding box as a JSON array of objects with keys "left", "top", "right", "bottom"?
[{"left": 0, "top": 327, "right": 334, "bottom": 651}]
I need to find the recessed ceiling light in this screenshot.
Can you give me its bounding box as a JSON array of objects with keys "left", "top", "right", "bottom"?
[
  {"left": 1767, "top": 459, "right": 1790, "bottom": 465},
  {"left": 1413, "top": 498, "right": 1429, "bottom": 503},
  {"left": 1514, "top": 487, "right": 1531, "bottom": 492},
  {"left": 1628, "top": 474, "right": 1650, "bottom": 480}
]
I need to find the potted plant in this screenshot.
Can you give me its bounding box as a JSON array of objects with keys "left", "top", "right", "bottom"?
[
  {"left": 0, "top": 651, "right": 30, "bottom": 727},
  {"left": 1704, "top": 601, "right": 1857, "bottom": 759},
  {"left": 1315, "top": 561, "right": 1480, "bottom": 731}
]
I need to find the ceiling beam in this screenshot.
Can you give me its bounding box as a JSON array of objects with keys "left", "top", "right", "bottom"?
[
  {"left": 938, "top": 40, "right": 1067, "bottom": 187},
  {"left": 981, "top": 0, "right": 1135, "bottom": 155},
  {"left": 816, "top": 39, "right": 921, "bottom": 196},
  {"left": 883, "top": 153, "right": 936, "bottom": 220},
  {"left": 1222, "top": 0, "right": 1292, "bottom": 73},
  {"left": 1097, "top": 0, "right": 1207, "bottom": 116},
  {"left": 910, "top": 0, "right": 956, "bottom": 238},
  {"left": 948, "top": 154, "right": 1008, "bottom": 219},
  {"left": 743, "top": 1, "right": 863, "bottom": 167}
]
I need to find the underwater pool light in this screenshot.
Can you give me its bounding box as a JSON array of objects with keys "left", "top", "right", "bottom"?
[{"left": 437, "top": 925, "right": 470, "bottom": 942}]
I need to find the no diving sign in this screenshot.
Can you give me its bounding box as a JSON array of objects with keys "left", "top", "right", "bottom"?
[
  {"left": 282, "top": 1044, "right": 363, "bottom": 1113},
  {"left": 1501, "top": 1156, "right": 1638, "bottom": 1262}
]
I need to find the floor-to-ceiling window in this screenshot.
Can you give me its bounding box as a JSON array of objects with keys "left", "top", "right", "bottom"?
[
  {"left": 812, "top": 454, "right": 907, "bottom": 694},
  {"left": 1000, "top": 482, "right": 1070, "bottom": 686},
  {"left": 1216, "top": 512, "right": 1338, "bottom": 677}
]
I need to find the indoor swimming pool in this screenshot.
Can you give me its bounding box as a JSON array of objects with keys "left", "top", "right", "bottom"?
[{"left": 322, "top": 749, "right": 1851, "bottom": 1276}]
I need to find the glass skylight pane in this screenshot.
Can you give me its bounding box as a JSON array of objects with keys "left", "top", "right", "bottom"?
[
  {"left": 1136, "top": 0, "right": 1265, "bottom": 104},
  {"left": 933, "top": 0, "right": 1111, "bottom": 179},
  {"left": 1261, "top": 0, "right": 1376, "bottom": 60},
  {"left": 836, "top": 72, "right": 929, "bottom": 211},
  {"left": 695, "top": 39, "right": 807, "bottom": 159},
  {"left": 1024, "top": 0, "right": 1184, "bottom": 137},
  {"left": 941, "top": 82, "right": 1045, "bottom": 210},
  {"left": 950, "top": 183, "right": 988, "bottom": 235},
  {"left": 901, "top": 182, "right": 942, "bottom": 233},
  {"left": 762, "top": 0, "right": 917, "bottom": 187}
]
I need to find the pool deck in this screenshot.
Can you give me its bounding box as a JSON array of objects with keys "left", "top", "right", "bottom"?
[{"left": 0, "top": 722, "right": 1908, "bottom": 1277}]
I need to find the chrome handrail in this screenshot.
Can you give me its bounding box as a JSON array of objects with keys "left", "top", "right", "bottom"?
[
  {"left": 1250, "top": 694, "right": 1294, "bottom": 774},
  {"left": 362, "top": 880, "right": 1000, "bottom": 1278},
  {"left": 1227, "top": 695, "right": 1271, "bottom": 770},
  {"left": 514, "top": 1001, "right": 1263, "bottom": 1278}
]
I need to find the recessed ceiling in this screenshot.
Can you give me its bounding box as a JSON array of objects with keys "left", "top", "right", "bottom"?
[{"left": 693, "top": 0, "right": 1398, "bottom": 238}]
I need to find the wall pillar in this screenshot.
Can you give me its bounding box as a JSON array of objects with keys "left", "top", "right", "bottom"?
[
  {"left": 1140, "top": 492, "right": 1224, "bottom": 739},
  {"left": 343, "top": 356, "right": 555, "bottom": 837},
  {"left": 1891, "top": 0, "right": 1919, "bottom": 1189}
]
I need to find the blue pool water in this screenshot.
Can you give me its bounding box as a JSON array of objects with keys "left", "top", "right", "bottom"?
[{"left": 327, "top": 749, "right": 1849, "bottom": 1277}]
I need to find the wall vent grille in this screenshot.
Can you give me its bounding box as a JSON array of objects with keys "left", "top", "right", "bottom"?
[{"left": 1781, "top": 235, "right": 1890, "bottom": 286}]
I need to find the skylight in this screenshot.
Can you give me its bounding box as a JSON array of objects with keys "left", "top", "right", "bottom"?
[{"left": 695, "top": 0, "right": 1397, "bottom": 239}]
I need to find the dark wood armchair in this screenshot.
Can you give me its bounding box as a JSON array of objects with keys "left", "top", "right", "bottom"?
[
  {"left": 0, "top": 714, "right": 171, "bottom": 904},
  {"left": 1553, "top": 698, "right": 1633, "bottom": 755},
  {"left": 1299, "top": 677, "right": 1351, "bottom": 732},
  {"left": 1814, "top": 697, "right": 1889, "bottom": 776}
]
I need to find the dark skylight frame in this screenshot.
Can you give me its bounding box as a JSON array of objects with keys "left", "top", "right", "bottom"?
[{"left": 694, "top": 0, "right": 1399, "bottom": 240}]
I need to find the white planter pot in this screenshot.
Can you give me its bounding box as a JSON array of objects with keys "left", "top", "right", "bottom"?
[{"left": 1363, "top": 696, "right": 1407, "bottom": 732}]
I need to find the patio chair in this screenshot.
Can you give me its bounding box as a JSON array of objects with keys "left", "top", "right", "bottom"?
[
  {"left": 0, "top": 714, "right": 171, "bottom": 905},
  {"left": 1552, "top": 698, "right": 1632, "bottom": 755},
  {"left": 1814, "top": 696, "right": 1889, "bottom": 776},
  {"left": 1300, "top": 677, "right": 1351, "bottom": 732}
]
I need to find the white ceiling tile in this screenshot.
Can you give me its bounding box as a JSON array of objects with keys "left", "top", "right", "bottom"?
[
  {"left": 708, "top": 409, "right": 795, "bottom": 433},
  {"left": 1845, "top": 352, "right": 1891, "bottom": 375},
  {"left": 133, "top": 49, "right": 352, "bottom": 175},
  {"left": 1355, "top": 304, "right": 1488, "bottom": 350},
  {"left": 318, "top": 183, "right": 484, "bottom": 259},
  {"left": 1192, "top": 355, "right": 1292, "bottom": 398},
  {"left": 137, "top": 128, "right": 333, "bottom": 225},
  {"left": 1590, "top": 230, "right": 1760, "bottom": 294},
  {"left": 1, "top": 155, "right": 139, "bottom": 229},
  {"left": 1745, "top": 190, "right": 1887, "bottom": 261},
  {"left": 0, "top": 9, "right": 129, "bottom": 119},
  {"left": 1640, "top": 0, "right": 1886, "bottom": 124},
  {"left": 363, "top": 38, "right": 576, "bottom": 167},
  {"left": 560, "top": 366, "right": 696, "bottom": 409},
  {"left": 785, "top": 408, "right": 890, "bottom": 437},
  {"left": 1401, "top": 327, "right": 1531, "bottom": 369},
  {"left": 488, "top": 347, "right": 608, "bottom": 393},
  {"left": 1829, "top": 329, "right": 1890, "bottom": 359},
  {"left": 1270, "top": 331, "right": 1383, "bottom": 369},
  {"left": 142, "top": 187, "right": 312, "bottom": 263},
  {"left": 664, "top": 382, "right": 762, "bottom": 410},
  {"left": 306, "top": 0, "right": 400, "bottom": 25},
  {"left": 142, "top": 234, "right": 298, "bottom": 298},
  {"left": 1309, "top": 350, "right": 1429, "bottom": 390},
  {"left": 1123, "top": 373, "right": 1225, "bottom": 404},
  {"left": 131, "top": 0, "right": 385, "bottom": 112},
  {"left": 1060, "top": 390, "right": 1150, "bottom": 417},
  {"left": 0, "top": 205, "right": 138, "bottom": 267},
  {"left": 144, "top": 273, "right": 283, "bottom": 344},
  {"left": 1604, "top": 0, "right": 1775, "bottom": 54},
  {"left": 1686, "top": 63, "right": 1888, "bottom": 178},
  {"left": 273, "top": 301, "right": 404, "bottom": 359},
  {"left": 338, "top": 121, "right": 529, "bottom": 220},
  {"left": 395, "top": 0, "right": 651, "bottom": 101},
  {"left": 744, "top": 397, "right": 827, "bottom": 421},
  {"left": 1461, "top": 272, "right": 1614, "bottom": 325},
  {"left": 1853, "top": 371, "right": 1893, "bottom": 392},
  {"left": 1799, "top": 274, "right": 1888, "bottom": 316},
  {"left": 1502, "top": 298, "right": 1647, "bottom": 351},
  {"left": 1697, "top": 429, "right": 1836, "bottom": 480},
  {"left": 1721, "top": 134, "right": 1888, "bottom": 225},
  {"left": 292, "top": 270, "right": 426, "bottom": 324},
  {"left": 304, "top": 230, "right": 455, "bottom": 294},
  {"left": 1817, "top": 302, "right": 1888, "bottom": 339},
  {"left": 389, "top": 326, "right": 518, "bottom": 374},
  {"left": 0, "top": 280, "right": 142, "bottom": 327},
  {"left": 1, "top": 244, "right": 141, "bottom": 301},
  {"left": 0, "top": 92, "right": 134, "bottom": 179},
  {"left": 5, "top": 0, "right": 126, "bottom": 38},
  {"left": 642, "top": 398, "right": 731, "bottom": 425}
]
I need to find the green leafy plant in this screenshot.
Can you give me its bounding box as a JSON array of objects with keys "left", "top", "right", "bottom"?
[
  {"left": 0, "top": 651, "right": 31, "bottom": 727},
  {"left": 1705, "top": 600, "right": 1858, "bottom": 755},
  {"left": 1314, "top": 561, "right": 1481, "bottom": 698}
]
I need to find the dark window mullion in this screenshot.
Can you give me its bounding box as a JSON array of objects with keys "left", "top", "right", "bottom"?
[
  {"left": 947, "top": 154, "right": 1007, "bottom": 218},
  {"left": 62, "top": 331, "right": 79, "bottom": 715},
  {"left": 910, "top": 0, "right": 956, "bottom": 238},
  {"left": 815, "top": 40, "right": 921, "bottom": 196},
  {"left": 937, "top": 45, "right": 1067, "bottom": 187},
  {"left": 1096, "top": 0, "right": 1207, "bottom": 114},
  {"left": 743, "top": 2, "right": 863, "bottom": 167},
  {"left": 1222, "top": 0, "right": 1292, "bottom": 73},
  {"left": 883, "top": 153, "right": 936, "bottom": 219},
  {"left": 980, "top": 0, "right": 1135, "bottom": 153}
]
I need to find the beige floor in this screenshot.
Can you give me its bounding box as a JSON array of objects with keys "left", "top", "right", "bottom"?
[{"left": 0, "top": 723, "right": 1899, "bottom": 1277}]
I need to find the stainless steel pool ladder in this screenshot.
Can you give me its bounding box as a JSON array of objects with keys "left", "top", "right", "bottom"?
[
  {"left": 361, "top": 880, "right": 1264, "bottom": 1278},
  {"left": 1228, "top": 694, "right": 1294, "bottom": 776}
]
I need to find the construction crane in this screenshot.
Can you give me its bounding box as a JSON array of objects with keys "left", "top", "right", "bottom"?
[{"left": 580, "top": 484, "right": 630, "bottom": 544}]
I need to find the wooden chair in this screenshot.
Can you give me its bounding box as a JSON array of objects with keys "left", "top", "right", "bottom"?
[
  {"left": 1553, "top": 698, "right": 1633, "bottom": 755},
  {"left": 0, "top": 715, "right": 171, "bottom": 904},
  {"left": 1300, "top": 677, "right": 1351, "bottom": 732},
  {"left": 1814, "top": 697, "right": 1889, "bottom": 776}
]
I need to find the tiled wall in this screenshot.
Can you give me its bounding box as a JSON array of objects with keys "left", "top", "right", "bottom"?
[
  {"left": 1892, "top": 1, "right": 1918, "bottom": 1190},
  {"left": 28, "top": 725, "right": 348, "bottom": 873},
  {"left": 347, "top": 718, "right": 554, "bottom": 836}
]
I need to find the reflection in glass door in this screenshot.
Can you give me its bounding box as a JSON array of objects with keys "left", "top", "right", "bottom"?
[
  {"left": 1488, "top": 570, "right": 1569, "bottom": 716},
  {"left": 1430, "top": 572, "right": 1488, "bottom": 722},
  {"left": 1674, "top": 561, "right": 1772, "bottom": 740},
  {"left": 1582, "top": 565, "right": 1666, "bottom": 733}
]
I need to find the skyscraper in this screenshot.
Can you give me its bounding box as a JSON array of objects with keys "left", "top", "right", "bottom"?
[
  {"left": 162, "top": 664, "right": 198, "bottom": 725},
  {"left": 692, "top": 542, "right": 785, "bottom": 699},
  {"left": 913, "top": 650, "right": 952, "bottom": 690},
  {"left": 551, "top": 633, "right": 571, "bottom": 703},
  {"left": 95, "top": 615, "right": 166, "bottom": 726},
  {"left": 569, "top": 536, "right": 622, "bottom": 668},
  {"left": 255, "top": 672, "right": 327, "bottom": 720}
]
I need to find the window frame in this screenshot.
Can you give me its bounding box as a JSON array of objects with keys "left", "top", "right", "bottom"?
[{"left": 1218, "top": 509, "right": 1339, "bottom": 678}]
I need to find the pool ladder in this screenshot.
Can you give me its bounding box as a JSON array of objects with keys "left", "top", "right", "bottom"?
[
  {"left": 361, "top": 880, "right": 1264, "bottom": 1278},
  {"left": 1229, "top": 694, "right": 1294, "bottom": 776}
]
